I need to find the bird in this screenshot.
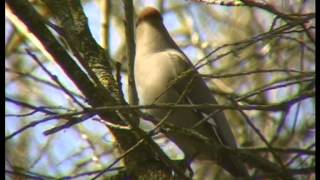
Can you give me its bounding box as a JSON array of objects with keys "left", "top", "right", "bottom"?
[{"left": 134, "top": 7, "right": 248, "bottom": 177}]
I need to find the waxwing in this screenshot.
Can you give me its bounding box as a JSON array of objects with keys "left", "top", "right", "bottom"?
[{"left": 134, "top": 7, "right": 248, "bottom": 177}]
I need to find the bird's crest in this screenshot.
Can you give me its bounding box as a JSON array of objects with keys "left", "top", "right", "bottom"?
[{"left": 137, "top": 7, "right": 163, "bottom": 25}]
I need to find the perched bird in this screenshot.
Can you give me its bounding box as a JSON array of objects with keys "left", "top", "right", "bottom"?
[{"left": 134, "top": 7, "right": 248, "bottom": 177}]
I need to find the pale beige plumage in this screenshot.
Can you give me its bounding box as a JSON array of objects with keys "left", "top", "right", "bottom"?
[{"left": 135, "top": 7, "right": 248, "bottom": 177}]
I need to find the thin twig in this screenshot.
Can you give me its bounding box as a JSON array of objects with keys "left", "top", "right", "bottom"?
[
  {"left": 91, "top": 139, "right": 145, "bottom": 179},
  {"left": 25, "top": 48, "right": 86, "bottom": 109},
  {"left": 123, "top": 0, "right": 138, "bottom": 105},
  {"left": 199, "top": 69, "right": 313, "bottom": 79}
]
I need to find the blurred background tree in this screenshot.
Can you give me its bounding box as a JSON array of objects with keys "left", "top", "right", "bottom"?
[{"left": 5, "top": 0, "right": 315, "bottom": 179}]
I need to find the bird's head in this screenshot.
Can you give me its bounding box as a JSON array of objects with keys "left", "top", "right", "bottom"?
[{"left": 136, "top": 7, "right": 163, "bottom": 27}]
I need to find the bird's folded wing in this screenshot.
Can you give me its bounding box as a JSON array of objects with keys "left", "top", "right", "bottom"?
[{"left": 168, "top": 51, "right": 238, "bottom": 148}]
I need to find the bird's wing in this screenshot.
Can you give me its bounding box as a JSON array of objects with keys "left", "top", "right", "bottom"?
[
  {"left": 167, "top": 50, "right": 238, "bottom": 148},
  {"left": 169, "top": 51, "right": 249, "bottom": 176},
  {"left": 136, "top": 50, "right": 248, "bottom": 176},
  {"left": 136, "top": 49, "right": 237, "bottom": 147}
]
